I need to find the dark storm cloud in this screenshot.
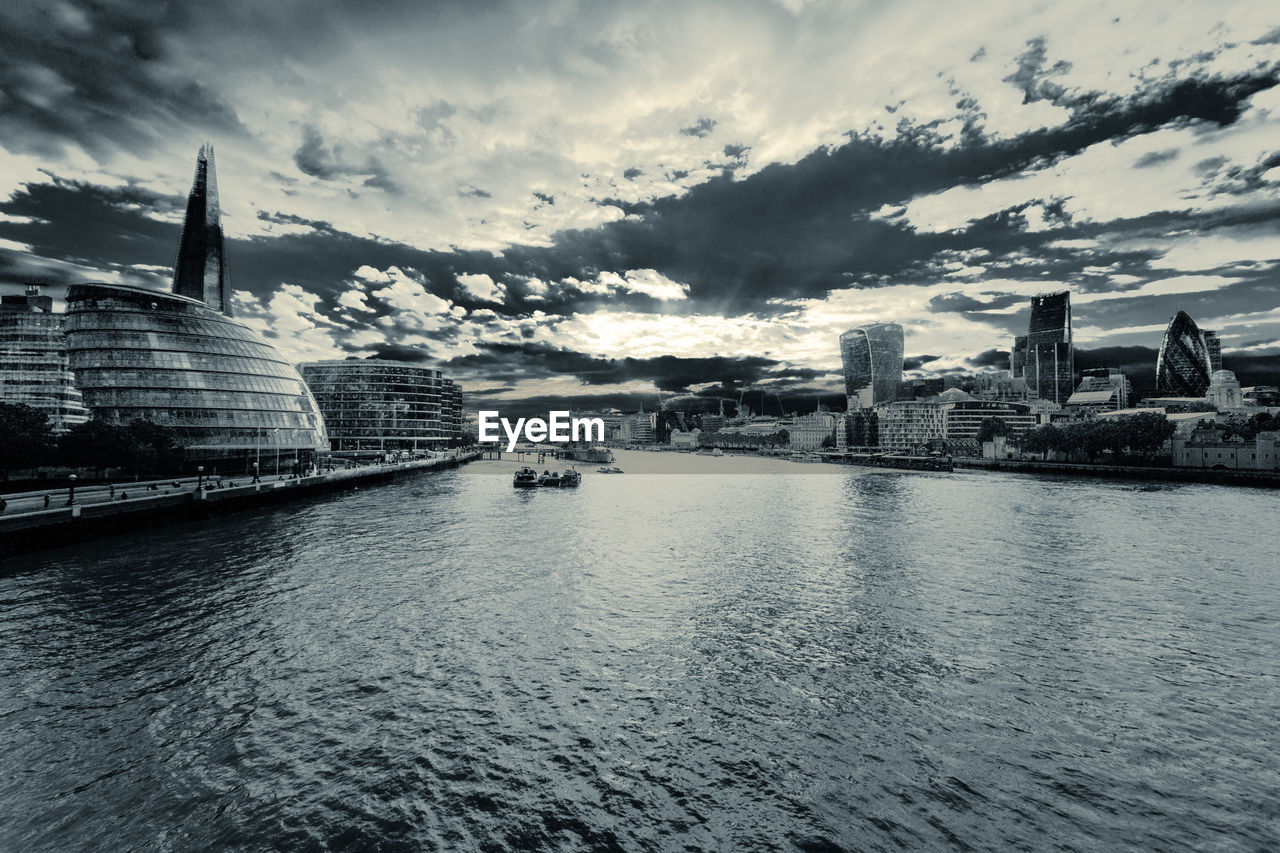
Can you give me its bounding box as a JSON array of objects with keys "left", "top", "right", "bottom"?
[
  {"left": 680, "top": 117, "right": 717, "bottom": 138},
  {"left": 445, "top": 342, "right": 783, "bottom": 393},
  {"left": 903, "top": 355, "right": 941, "bottom": 370},
  {"left": 480, "top": 69, "right": 1279, "bottom": 315},
  {"left": 0, "top": 3, "right": 249, "bottom": 159},
  {"left": 1003, "top": 37, "right": 1073, "bottom": 104},
  {"left": 368, "top": 344, "right": 431, "bottom": 363},
  {"left": 968, "top": 348, "right": 1010, "bottom": 369},
  {"left": 293, "top": 125, "right": 400, "bottom": 194},
  {"left": 1134, "top": 149, "right": 1179, "bottom": 168}
]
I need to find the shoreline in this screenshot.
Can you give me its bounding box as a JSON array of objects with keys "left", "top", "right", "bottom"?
[{"left": 0, "top": 451, "right": 481, "bottom": 560}]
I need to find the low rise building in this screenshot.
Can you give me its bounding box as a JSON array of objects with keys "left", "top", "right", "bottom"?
[
  {"left": 1172, "top": 427, "right": 1280, "bottom": 471},
  {"left": 669, "top": 427, "right": 702, "bottom": 449},
  {"left": 875, "top": 389, "right": 1035, "bottom": 451},
  {"left": 788, "top": 411, "right": 837, "bottom": 451},
  {"left": 1065, "top": 368, "right": 1131, "bottom": 414}
]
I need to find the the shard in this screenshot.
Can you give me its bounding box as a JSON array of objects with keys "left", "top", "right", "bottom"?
[{"left": 172, "top": 144, "right": 232, "bottom": 315}]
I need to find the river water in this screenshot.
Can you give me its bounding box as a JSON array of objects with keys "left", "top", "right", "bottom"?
[{"left": 2, "top": 452, "right": 1277, "bottom": 851}]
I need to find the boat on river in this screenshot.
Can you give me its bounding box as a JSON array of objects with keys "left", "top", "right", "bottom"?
[
  {"left": 513, "top": 466, "right": 539, "bottom": 487},
  {"left": 537, "top": 470, "right": 561, "bottom": 487},
  {"left": 559, "top": 468, "right": 581, "bottom": 487}
]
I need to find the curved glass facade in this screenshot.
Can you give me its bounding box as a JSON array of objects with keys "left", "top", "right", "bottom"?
[
  {"left": 64, "top": 283, "right": 328, "bottom": 468},
  {"left": 1156, "top": 311, "right": 1212, "bottom": 396},
  {"left": 298, "top": 360, "right": 463, "bottom": 452},
  {"left": 840, "top": 323, "right": 904, "bottom": 410}
]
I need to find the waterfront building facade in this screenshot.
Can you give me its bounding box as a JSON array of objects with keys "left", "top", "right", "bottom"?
[
  {"left": 173, "top": 144, "right": 233, "bottom": 315},
  {"left": 788, "top": 411, "right": 837, "bottom": 451},
  {"left": 0, "top": 285, "right": 89, "bottom": 431},
  {"left": 874, "top": 399, "right": 948, "bottom": 450},
  {"left": 64, "top": 283, "right": 329, "bottom": 469},
  {"left": 298, "top": 360, "right": 462, "bottom": 452},
  {"left": 1156, "top": 310, "right": 1213, "bottom": 396},
  {"left": 619, "top": 412, "right": 656, "bottom": 443},
  {"left": 875, "top": 389, "right": 1036, "bottom": 451},
  {"left": 1172, "top": 427, "right": 1279, "bottom": 471},
  {"left": 840, "top": 323, "right": 904, "bottom": 410},
  {"left": 1022, "top": 291, "right": 1074, "bottom": 406},
  {"left": 669, "top": 428, "right": 702, "bottom": 449}
]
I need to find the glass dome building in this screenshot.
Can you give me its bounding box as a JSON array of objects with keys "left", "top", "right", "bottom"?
[
  {"left": 63, "top": 283, "right": 329, "bottom": 471},
  {"left": 1156, "top": 310, "right": 1213, "bottom": 396}
]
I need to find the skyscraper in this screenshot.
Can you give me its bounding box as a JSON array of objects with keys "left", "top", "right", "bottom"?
[
  {"left": 839, "top": 323, "right": 904, "bottom": 410},
  {"left": 173, "top": 144, "right": 232, "bottom": 315},
  {"left": 1009, "top": 335, "right": 1028, "bottom": 379},
  {"left": 1156, "top": 311, "right": 1213, "bottom": 396},
  {"left": 1023, "top": 291, "right": 1073, "bottom": 405},
  {"left": 1202, "top": 330, "right": 1222, "bottom": 372}
]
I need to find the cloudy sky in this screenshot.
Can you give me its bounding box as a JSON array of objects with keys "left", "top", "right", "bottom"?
[{"left": 2, "top": 0, "right": 1279, "bottom": 413}]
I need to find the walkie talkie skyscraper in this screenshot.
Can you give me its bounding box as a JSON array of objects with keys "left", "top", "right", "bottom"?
[{"left": 172, "top": 144, "right": 232, "bottom": 315}]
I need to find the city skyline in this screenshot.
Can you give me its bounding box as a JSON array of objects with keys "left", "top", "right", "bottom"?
[{"left": 1, "top": 2, "right": 1279, "bottom": 414}]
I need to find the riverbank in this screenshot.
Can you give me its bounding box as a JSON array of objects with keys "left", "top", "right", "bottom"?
[
  {"left": 952, "top": 456, "right": 1280, "bottom": 488},
  {"left": 0, "top": 450, "right": 481, "bottom": 559}
]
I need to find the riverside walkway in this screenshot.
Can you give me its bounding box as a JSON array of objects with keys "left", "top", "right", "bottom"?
[{"left": 0, "top": 450, "right": 481, "bottom": 559}]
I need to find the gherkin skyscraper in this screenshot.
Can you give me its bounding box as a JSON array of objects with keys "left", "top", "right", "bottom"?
[{"left": 172, "top": 144, "right": 232, "bottom": 315}]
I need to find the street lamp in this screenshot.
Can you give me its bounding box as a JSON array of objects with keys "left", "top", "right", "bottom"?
[
  {"left": 66, "top": 473, "right": 76, "bottom": 506},
  {"left": 197, "top": 465, "right": 205, "bottom": 491},
  {"left": 252, "top": 461, "right": 260, "bottom": 484}
]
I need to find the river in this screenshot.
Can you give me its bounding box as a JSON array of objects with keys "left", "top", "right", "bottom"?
[{"left": 2, "top": 452, "right": 1277, "bottom": 850}]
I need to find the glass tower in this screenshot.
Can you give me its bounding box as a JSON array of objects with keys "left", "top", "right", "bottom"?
[
  {"left": 1024, "top": 291, "right": 1073, "bottom": 406},
  {"left": 1202, "top": 330, "right": 1222, "bottom": 373},
  {"left": 64, "top": 283, "right": 328, "bottom": 469},
  {"left": 840, "top": 323, "right": 904, "bottom": 410},
  {"left": 173, "top": 144, "right": 232, "bottom": 315},
  {"left": 1156, "top": 311, "right": 1213, "bottom": 396}
]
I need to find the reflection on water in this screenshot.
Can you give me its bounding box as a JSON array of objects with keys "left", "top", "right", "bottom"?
[{"left": 2, "top": 457, "right": 1278, "bottom": 851}]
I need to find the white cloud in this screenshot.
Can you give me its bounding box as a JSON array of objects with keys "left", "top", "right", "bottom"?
[{"left": 456, "top": 272, "right": 505, "bottom": 302}]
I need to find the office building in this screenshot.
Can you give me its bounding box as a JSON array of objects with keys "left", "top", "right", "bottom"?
[
  {"left": 1156, "top": 311, "right": 1213, "bottom": 396},
  {"left": 840, "top": 323, "right": 904, "bottom": 410},
  {"left": 788, "top": 410, "right": 837, "bottom": 451},
  {"left": 875, "top": 389, "right": 1036, "bottom": 451},
  {"left": 1203, "top": 330, "right": 1222, "bottom": 373},
  {"left": 1065, "top": 368, "right": 1131, "bottom": 414},
  {"left": 298, "top": 359, "right": 463, "bottom": 453},
  {"left": 0, "top": 285, "right": 89, "bottom": 431},
  {"left": 1019, "top": 291, "right": 1073, "bottom": 405},
  {"left": 64, "top": 283, "right": 329, "bottom": 470}
]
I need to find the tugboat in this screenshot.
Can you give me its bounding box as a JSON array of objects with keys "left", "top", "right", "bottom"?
[
  {"left": 559, "top": 467, "right": 582, "bottom": 487},
  {"left": 513, "top": 466, "right": 539, "bottom": 487},
  {"left": 537, "top": 469, "right": 562, "bottom": 487}
]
